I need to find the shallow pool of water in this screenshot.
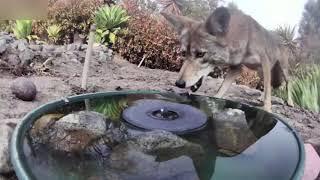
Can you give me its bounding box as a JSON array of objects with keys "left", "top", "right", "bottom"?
[{"left": 20, "top": 92, "right": 303, "bottom": 180}]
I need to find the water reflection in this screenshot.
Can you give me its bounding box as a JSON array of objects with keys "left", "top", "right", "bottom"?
[{"left": 23, "top": 92, "right": 300, "bottom": 180}]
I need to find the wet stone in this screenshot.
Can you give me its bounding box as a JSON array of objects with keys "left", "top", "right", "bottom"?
[
  {"left": 107, "top": 143, "right": 200, "bottom": 180},
  {"left": 31, "top": 111, "right": 108, "bottom": 153},
  {"left": 126, "top": 130, "right": 203, "bottom": 153},
  {"left": 212, "top": 108, "right": 258, "bottom": 156}
]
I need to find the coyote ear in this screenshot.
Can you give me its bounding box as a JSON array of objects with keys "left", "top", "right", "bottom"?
[
  {"left": 205, "top": 7, "right": 231, "bottom": 36},
  {"left": 160, "top": 11, "right": 189, "bottom": 34}
]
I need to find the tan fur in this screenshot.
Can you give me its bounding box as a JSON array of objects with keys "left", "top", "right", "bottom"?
[{"left": 161, "top": 7, "right": 294, "bottom": 113}]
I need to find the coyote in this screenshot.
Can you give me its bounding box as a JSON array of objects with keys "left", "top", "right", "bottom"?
[{"left": 161, "top": 6, "right": 293, "bottom": 113}]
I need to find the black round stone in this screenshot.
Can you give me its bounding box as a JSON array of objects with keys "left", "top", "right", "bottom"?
[{"left": 122, "top": 99, "right": 208, "bottom": 134}]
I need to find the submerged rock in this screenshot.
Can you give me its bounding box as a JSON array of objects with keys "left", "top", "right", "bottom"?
[
  {"left": 126, "top": 130, "right": 202, "bottom": 153},
  {"left": 30, "top": 113, "right": 64, "bottom": 142},
  {"left": 51, "top": 111, "right": 107, "bottom": 153},
  {"left": 108, "top": 145, "right": 200, "bottom": 180},
  {"left": 105, "top": 130, "right": 203, "bottom": 180},
  {"left": 11, "top": 77, "right": 37, "bottom": 101},
  {"left": 212, "top": 108, "right": 258, "bottom": 156},
  {"left": 0, "top": 124, "right": 14, "bottom": 174},
  {"left": 30, "top": 111, "right": 108, "bottom": 153}
]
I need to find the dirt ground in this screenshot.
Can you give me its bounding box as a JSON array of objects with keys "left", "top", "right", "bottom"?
[{"left": 0, "top": 54, "right": 320, "bottom": 142}]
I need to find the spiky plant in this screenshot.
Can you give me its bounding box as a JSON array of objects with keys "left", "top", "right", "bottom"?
[
  {"left": 46, "top": 24, "right": 62, "bottom": 43},
  {"left": 93, "top": 5, "right": 130, "bottom": 45},
  {"left": 275, "top": 25, "right": 298, "bottom": 53}
]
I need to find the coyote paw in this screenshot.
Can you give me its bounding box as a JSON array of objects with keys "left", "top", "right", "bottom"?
[
  {"left": 286, "top": 99, "right": 294, "bottom": 107},
  {"left": 214, "top": 94, "right": 223, "bottom": 99},
  {"left": 263, "top": 104, "right": 272, "bottom": 113}
]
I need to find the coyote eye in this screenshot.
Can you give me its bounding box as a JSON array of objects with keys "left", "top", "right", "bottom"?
[
  {"left": 195, "top": 51, "right": 206, "bottom": 58},
  {"left": 181, "top": 50, "right": 187, "bottom": 57}
]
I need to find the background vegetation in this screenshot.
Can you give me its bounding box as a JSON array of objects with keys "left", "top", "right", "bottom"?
[{"left": 1, "top": 0, "right": 320, "bottom": 112}]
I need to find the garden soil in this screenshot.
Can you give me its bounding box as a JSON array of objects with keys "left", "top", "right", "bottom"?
[{"left": 0, "top": 54, "right": 319, "bottom": 143}]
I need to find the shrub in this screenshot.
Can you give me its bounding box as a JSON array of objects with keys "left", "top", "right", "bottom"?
[
  {"left": 33, "top": 0, "right": 103, "bottom": 44},
  {"left": 94, "top": 5, "right": 130, "bottom": 45},
  {"left": 0, "top": 20, "right": 14, "bottom": 32},
  {"left": 114, "top": 2, "right": 183, "bottom": 71},
  {"left": 235, "top": 67, "right": 261, "bottom": 89},
  {"left": 46, "top": 24, "right": 62, "bottom": 44},
  {"left": 274, "top": 64, "right": 320, "bottom": 112}
]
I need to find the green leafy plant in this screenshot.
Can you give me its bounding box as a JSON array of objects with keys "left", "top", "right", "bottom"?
[
  {"left": 12, "top": 20, "right": 33, "bottom": 39},
  {"left": 93, "top": 5, "right": 130, "bottom": 45},
  {"left": 46, "top": 24, "right": 62, "bottom": 43},
  {"left": 92, "top": 98, "right": 128, "bottom": 121},
  {"left": 274, "top": 65, "right": 320, "bottom": 112}
]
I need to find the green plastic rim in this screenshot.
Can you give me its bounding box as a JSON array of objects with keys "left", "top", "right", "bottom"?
[{"left": 10, "top": 90, "right": 305, "bottom": 180}]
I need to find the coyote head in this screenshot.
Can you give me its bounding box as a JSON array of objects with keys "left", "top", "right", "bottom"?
[{"left": 161, "top": 7, "right": 231, "bottom": 92}]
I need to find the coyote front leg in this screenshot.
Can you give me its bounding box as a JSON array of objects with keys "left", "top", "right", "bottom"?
[
  {"left": 262, "top": 58, "right": 272, "bottom": 112},
  {"left": 215, "top": 66, "right": 241, "bottom": 98}
]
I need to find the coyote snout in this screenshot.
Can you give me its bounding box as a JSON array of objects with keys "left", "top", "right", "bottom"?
[{"left": 161, "top": 6, "right": 294, "bottom": 113}]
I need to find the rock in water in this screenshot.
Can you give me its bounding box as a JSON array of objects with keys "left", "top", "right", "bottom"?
[
  {"left": 108, "top": 143, "right": 200, "bottom": 180},
  {"left": 126, "top": 130, "right": 202, "bottom": 153},
  {"left": 11, "top": 77, "right": 37, "bottom": 101},
  {"left": 33, "top": 111, "right": 108, "bottom": 153},
  {"left": 212, "top": 108, "right": 258, "bottom": 156},
  {"left": 0, "top": 124, "right": 14, "bottom": 174}
]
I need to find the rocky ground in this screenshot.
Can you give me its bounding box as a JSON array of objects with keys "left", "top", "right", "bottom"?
[{"left": 0, "top": 32, "right": 320, "bottom": 179}]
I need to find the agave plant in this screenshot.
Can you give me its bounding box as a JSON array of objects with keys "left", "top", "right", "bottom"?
[
  {"left": 12, "top": 20, "right": 33, "bottom": 40},
  {"left": 275, "top": 25, "right": 298, "bottom": 52},
  {"left": 46, "top": 24, "right": 62, "bottom": 43},
  {"left": 93, "top": 5, "right": 130, "bottom": 45}
]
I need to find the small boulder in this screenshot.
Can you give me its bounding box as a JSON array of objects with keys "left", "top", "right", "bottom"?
[
  {"left": 29, "top": 44, "right": 43, "bottom": 52},
  {"left": 127, "top": 130, "right": 202, "bottom": 153},
  {"left": 6, "top": 54, "right": 20, "bottom": 66},
  {"left": 0, "top": 39, "right": 7, "bottom": 54},
  {"left": 11, "top": 77, "right": 37, "bottom": 101},
  {"left": 42, "top": 45, "right": 56, "bottom": 52},
  {"left": 212, "top": 108, "right": 259, "bottom": 156},
  {"left": 108, "top": 144, "right": 200, "bottom": 180},
  {"left": 0, "top": 124, "right": 14, "bottom": 174},
  {"left": 17, "top": 39, "right": 28, "bottom": 51},
  {"left": 18, "top": 49, "right": 34, "bottom": 66},
  {"left": 35, "top": 111, "right": 108, "bottom": 153}
]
